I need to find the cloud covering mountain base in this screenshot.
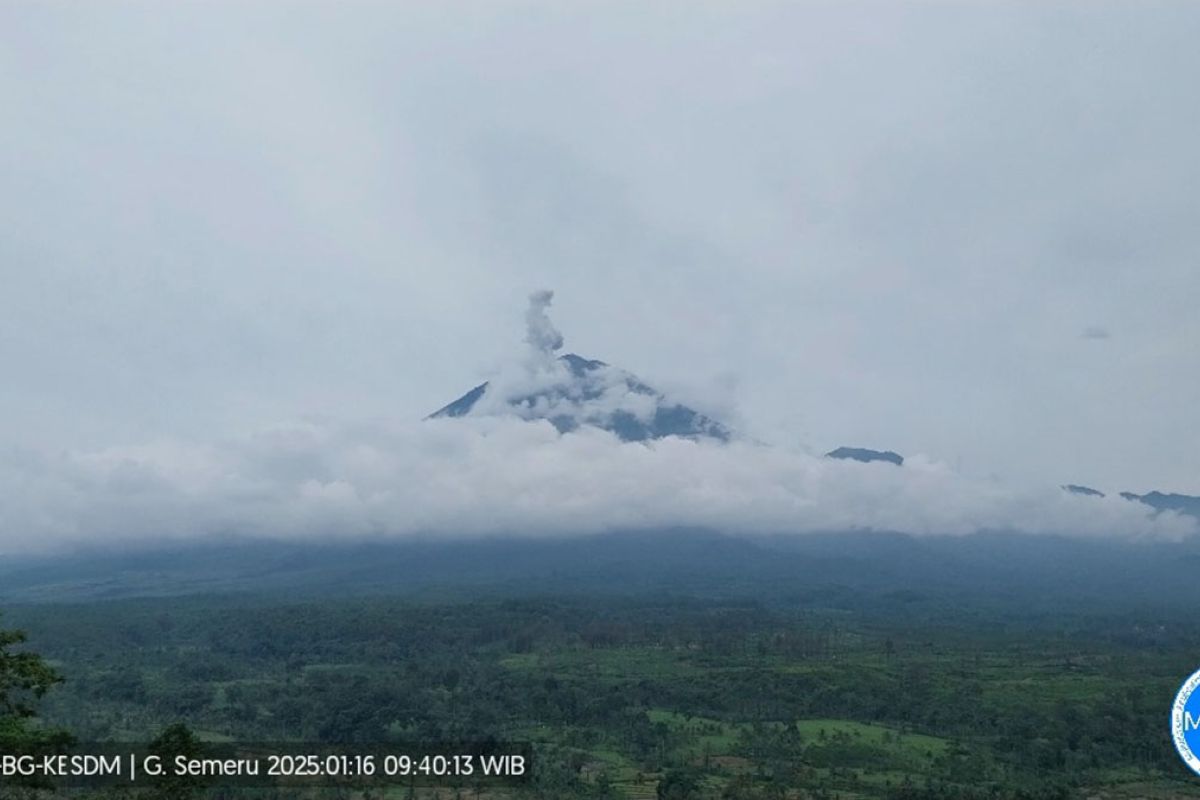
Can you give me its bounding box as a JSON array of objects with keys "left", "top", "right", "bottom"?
[{"left": 1, "top": 414, "right": 1192, "bottom": 554}]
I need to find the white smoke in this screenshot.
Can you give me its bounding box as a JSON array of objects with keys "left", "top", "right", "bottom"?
[
  {"left": 524, "top": 289, "right": 564, "bottom": 355},
  {"left": 467, "top": 289, "right": 673, "bottom": 430},
  {"left": 473, "top": 289, "right": 575, "bottom": 417}
]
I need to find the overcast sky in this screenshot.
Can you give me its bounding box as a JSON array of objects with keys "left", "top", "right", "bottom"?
[{"left": 2, "top": 1, "right": 1198, "bottom": 509}]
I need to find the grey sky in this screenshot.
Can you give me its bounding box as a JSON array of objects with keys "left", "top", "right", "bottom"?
[{"left": 2, "top": 1, "right": 1198, "bottom": 504}]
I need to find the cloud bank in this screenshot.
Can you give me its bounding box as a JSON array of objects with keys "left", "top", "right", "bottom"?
[
  {"left": 0, "top": 413, "right": 1193, "bottom": 554},
  {"left": 1, "top": 293, "right": 1192, "bottom": 554}
]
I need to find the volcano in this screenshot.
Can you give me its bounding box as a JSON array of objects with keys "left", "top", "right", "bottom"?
[
  {"left": 429, "top": 351, "right": 731, "bottom": 443},
  {"left": 428, "top": 290, "right": 731, "bottom": 442}
]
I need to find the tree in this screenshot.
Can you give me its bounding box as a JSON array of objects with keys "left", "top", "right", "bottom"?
[
  {"left": 656, "top": 768, "right": 700, "bottom": 800},
  {"left": 0, "top": 620, "right": 63, "bottom": 721},
  {"left": 147, "top": 722, "right": 208, "bottom": 800},
  {"left": 0, "top": 616, "right": 72, "bottom": 791}
]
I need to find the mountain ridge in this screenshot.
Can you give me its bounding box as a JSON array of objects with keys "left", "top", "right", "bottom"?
[{"left": 826, "top": 446, "right": 904, "bottom": 466}]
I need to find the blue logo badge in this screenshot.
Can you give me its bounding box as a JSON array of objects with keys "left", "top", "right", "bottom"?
[{"left": 1172, "top": 668, "right": 1200, "bottom": 776}]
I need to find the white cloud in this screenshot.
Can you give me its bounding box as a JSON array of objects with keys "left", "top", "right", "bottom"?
[{"left": 0, "top": 416, "right": 1192, "bottom": 554}]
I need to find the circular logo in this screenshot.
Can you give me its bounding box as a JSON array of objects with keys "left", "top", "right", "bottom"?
[{"left": 1172, "top": 667, "right": 1200, "bottom": 776}]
